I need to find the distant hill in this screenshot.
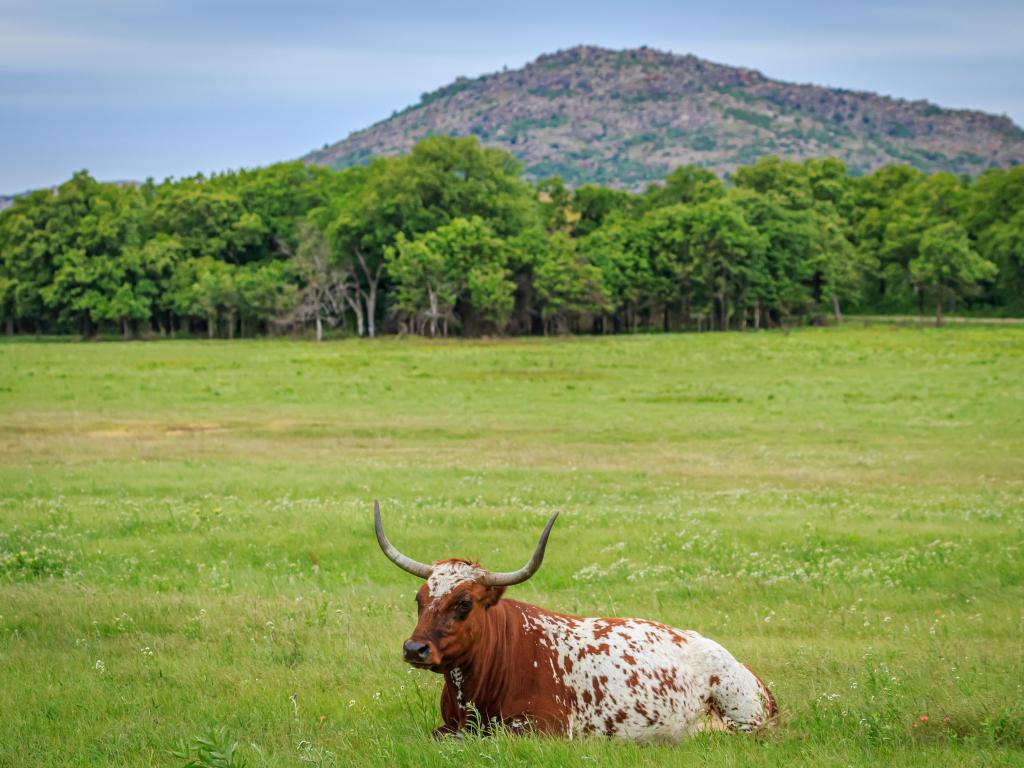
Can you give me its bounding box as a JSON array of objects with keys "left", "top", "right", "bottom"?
[{"left": 304, "top": 45, "right": 1024, "bottom": 189}]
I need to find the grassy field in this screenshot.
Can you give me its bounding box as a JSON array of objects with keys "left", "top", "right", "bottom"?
[{"left": 0, "top": 326, "right": 1021, "bottom": 767}]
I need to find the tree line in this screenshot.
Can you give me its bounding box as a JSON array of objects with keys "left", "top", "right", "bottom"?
[{"left": 1, "top": 136, "right": 1021, "bottom": 339}]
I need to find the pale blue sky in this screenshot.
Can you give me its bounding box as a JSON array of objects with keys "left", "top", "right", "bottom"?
[{"left": 1, "top": 0, "right": 1022, "bottom": 192}]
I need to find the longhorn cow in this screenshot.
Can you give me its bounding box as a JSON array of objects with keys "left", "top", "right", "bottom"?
[{"left": 375, "top": 501, "right": 778, "bottom": 740}]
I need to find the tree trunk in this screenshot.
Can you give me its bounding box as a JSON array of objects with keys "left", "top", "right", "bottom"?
[
  {"left": 121, "top": 318, "right": 129, "bottom": 339},
  {"left": 831, "top": 293, "right": 843, "bottom": 325},
  {"left": 355, "top": 249, "right": 383, "bottom": 339},
  {"left": 315, "top": 312, "right": 323, "bottom": 342},
  {"left": 207, "top": 315, "right": 215, "bottom": 339},
  {"left": 365, "top": 286, "right": 377, "bottom": 338},
  {"left": 754, "top": 302, "right": 761, "bottom": 330},
  {"left": 343, "top": 294, "right": 364, "bottom": 337},
  {"left": 4, "top": 317, "right": 12, "bottom": 336},
  {"left": 427, "top": 288, "right": 439, "bottom": 337}
]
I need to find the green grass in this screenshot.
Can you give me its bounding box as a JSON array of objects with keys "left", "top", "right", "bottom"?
[{"left": 0, "top": 326, "right": 1022, "bottom": 767}]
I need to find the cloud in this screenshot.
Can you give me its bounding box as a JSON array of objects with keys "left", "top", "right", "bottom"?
[
  {"left": 1, "top": 0, "right": 1022, "bottom": 190},
  {"left": 0, "top": 23, "right": 505, "bottom": 101}
]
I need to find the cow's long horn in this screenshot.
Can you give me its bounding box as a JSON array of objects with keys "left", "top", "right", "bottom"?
[
  {"left": 374, "top": 500, "right": 432, "bottom": 579},
  {"left": 484, "top": 512, "right": 559, "bottom": 587}
]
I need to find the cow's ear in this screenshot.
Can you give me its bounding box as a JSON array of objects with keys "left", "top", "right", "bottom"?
[{"left": 483, "top": 586, "right": 506, "bottom": 607}]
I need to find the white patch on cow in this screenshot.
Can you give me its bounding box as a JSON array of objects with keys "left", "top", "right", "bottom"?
[
  {"left": 450, "top": 666, "right": 465, "bottom": 711},
  {"left": 426, "top": 561, "right": 484, "bottom": 602},
  {"left": 516, "top": 608, "right": 774, "bottom": 741}
]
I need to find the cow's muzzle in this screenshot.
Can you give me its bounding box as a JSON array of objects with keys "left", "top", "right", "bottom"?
[{"left": 403, "top": 639, "right": 436, "bottom": 667}]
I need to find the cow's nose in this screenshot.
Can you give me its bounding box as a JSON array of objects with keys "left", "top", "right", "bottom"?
[{"left": 403, "top": 640, "right": 431, "bottom": 663}]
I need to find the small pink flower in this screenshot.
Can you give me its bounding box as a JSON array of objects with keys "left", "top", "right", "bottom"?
[{"left": 919, "top": 715, "right": 929, "bottom": 723}]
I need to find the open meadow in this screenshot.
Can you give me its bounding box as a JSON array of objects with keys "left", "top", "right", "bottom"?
[{"left": 0, "top": 325, "right": 1022, "bottom": 767}]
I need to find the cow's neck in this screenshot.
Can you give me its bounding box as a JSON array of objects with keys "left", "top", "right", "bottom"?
[{"left": 443, "top": 598, "right": 536, "bottom": 719}]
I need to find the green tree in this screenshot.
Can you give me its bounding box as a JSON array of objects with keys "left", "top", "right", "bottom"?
[
  {"left": 37, "top": 173, "right": 147, "bottom": 336},
  {"left": 910, "top": 222, "right": 997, "bottom": 324},
  {"left": 237, "top": 261, "right": 296, "bottom": 338},
  {"left": 642, "top": 165, "right": 725, "bottom": 210},
  {"left": 580, "top": 216, "right": 655, "bottom": 332},
  {"left": 0, "top": 189, "right": 58, "bottom": 333},
  {"left": 330, "top": 137, "right": 536, "bottom": 337},
  {"left": 965, "top": 167, "right": 1024, "bottom": 312},
  {"left": 733, "top": 157, "right": 813, "bottom": 210},
  {"left": 0, "top": 273, "right": 15, "bottom": 335},
  {"left": 386, "top": 216, "right": 512, "bottom": 336},
  {"left": 280, "top": 222, "right": 359, "bottom": 341},
  {"left": 976, "top": 210, "right": 1024, "bottom": 312},
  {"left": 151, "top": 184, "right": 265, "bottom": 263},
  {"left": 687, "top": 196, "right": 767, "bottom": 331},
  {"left": 537, "top": 177, "right": 573, "bottom": 233},
  {"left": 387, "top": 235, "right": 456, "bottom": 337},
  {"left": 533, "top": 232, "right": 608, "bottom": 334},
  {"left": 141, "top": 235, "right": 185, "bottom": 335},
  {"left": 166, "top": 258, "right": 238, "bottom": 338},
  {"left": 571, "top": 184, "right": 634, "bottom": 238},
  {"left": 630, "top": 204, "right": 698, "bottom": 331}
]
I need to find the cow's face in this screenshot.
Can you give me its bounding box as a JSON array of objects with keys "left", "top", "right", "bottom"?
[
  {"left": 374, "top": 500, "right": 558, "bottom": 671},
  {"left": 402, "top": 560, "right": 505, "bottom": 672}
]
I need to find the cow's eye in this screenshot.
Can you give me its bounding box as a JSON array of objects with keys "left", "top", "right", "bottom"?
[{"left": 454, "top": 599, "right": 473, "bottom": 617}]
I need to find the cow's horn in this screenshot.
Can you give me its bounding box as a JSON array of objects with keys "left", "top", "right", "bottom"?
[
  {"left": 484, "top": 512, "right": 559, "bottom": 587},
  {"left": 374, "top": 500, "right": 432, "bottom": 579}
]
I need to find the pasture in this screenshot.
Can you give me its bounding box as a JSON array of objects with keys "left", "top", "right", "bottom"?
[{"left": 0, "top": 325, "right": 1021, "bottom": 767}]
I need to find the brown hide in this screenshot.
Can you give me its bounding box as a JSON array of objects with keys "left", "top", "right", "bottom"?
[{"left": 412, "top": 595, "right": 574, "bottom": 735}]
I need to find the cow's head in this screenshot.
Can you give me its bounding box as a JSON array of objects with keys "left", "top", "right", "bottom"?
[{"left": 374, "top": 500, "right": 558, "bottom": 672}]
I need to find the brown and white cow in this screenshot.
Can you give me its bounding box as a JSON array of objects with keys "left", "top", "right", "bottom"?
[{"left": 375, "top": 501, "right": 778, "bottom": 741}]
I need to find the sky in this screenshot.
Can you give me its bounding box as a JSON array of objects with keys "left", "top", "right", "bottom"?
[{"left": 2, "top": 0, "right": 1022, "bottom": 193}]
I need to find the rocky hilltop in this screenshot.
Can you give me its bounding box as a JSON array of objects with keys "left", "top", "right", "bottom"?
[{"left": 304, "top": 45, "right": 1024, "bottom": 188}]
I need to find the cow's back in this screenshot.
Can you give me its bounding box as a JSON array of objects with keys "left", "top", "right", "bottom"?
[{"left": 510, "top": 603, "right": 775, "bottom": 741}]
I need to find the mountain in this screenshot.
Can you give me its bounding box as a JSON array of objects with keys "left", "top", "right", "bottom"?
[{"left": 303, "top": 45, "right": 1024, "bottom": 189}]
